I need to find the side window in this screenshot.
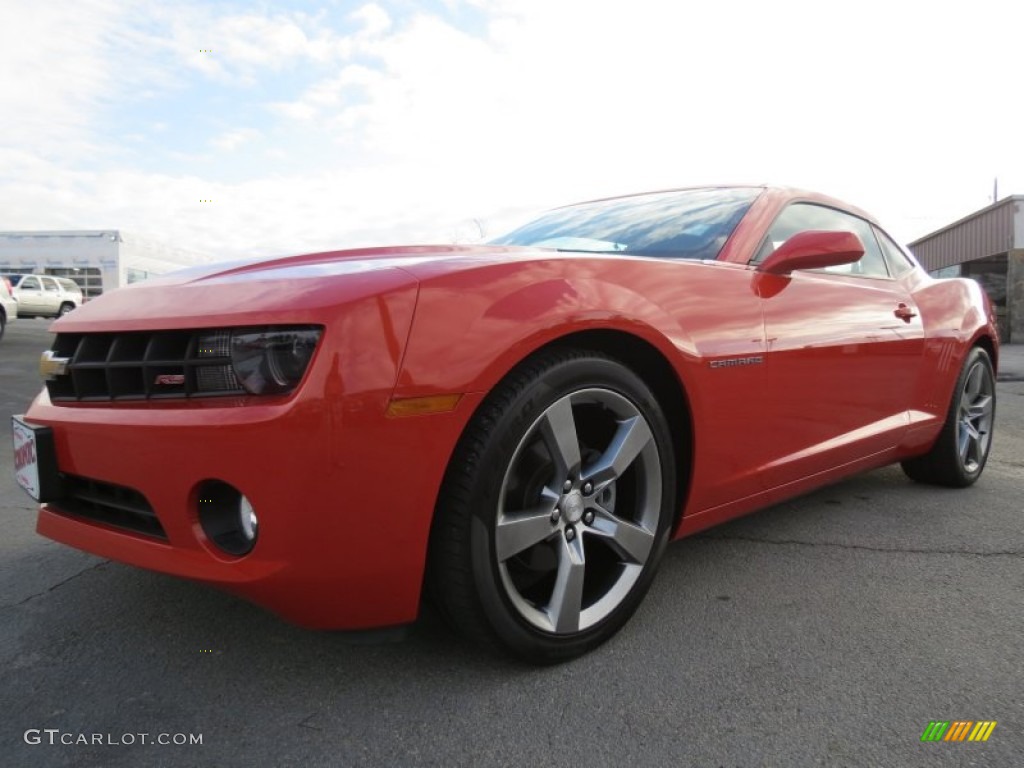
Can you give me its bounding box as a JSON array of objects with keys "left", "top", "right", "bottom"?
[
  {"left": 754, "top": 203, "right": 890, "bottom": 278},
  {"left": 874, "top": 228, "right": 916, "bottom": 277},
  {"left": 43, "top": 277, "right": 60, "bottom": 292},
  {"left": 21, "top": 277, "right": 40, "bottom": 290}
]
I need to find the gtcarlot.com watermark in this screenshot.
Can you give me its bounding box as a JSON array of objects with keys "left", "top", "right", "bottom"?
[{"left": 25, "top": 729, "right": 202, "bottom": 746}]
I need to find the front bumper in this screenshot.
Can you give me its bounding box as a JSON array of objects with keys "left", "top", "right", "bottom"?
[{"left": 26, "top": 384, "right": 480, "bottom": 629}]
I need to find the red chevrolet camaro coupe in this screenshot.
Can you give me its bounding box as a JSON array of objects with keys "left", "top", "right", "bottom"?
[{"left": 13, "top": 186, "right": 998, "bottom": 662}]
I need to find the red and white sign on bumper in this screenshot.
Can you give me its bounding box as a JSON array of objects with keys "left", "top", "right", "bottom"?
[
  {"left": 12, "top": 416, "right": 61, "bottom": 502},
  {"left": 13, "top": 417, "right": 41, "bottom": 499}
]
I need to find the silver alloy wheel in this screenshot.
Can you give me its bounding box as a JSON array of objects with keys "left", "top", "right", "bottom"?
[
  {"left": 494, "top": 387, "right": 662, "bottom": 634},
  {"left": 958, "top": 359, "right": 995, "bottom": 473}
]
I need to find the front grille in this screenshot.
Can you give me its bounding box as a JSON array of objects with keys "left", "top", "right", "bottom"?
[
  {"left": 45, "top": 330, "right": 244, "bottom": 401},
  {"left": 52, "top": 475, "right": 166, "bottom": 539}
]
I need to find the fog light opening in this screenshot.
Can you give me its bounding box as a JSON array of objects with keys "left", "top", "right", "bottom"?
[{"left": 197, "top": 480, "right": 258, "bottom": 556}]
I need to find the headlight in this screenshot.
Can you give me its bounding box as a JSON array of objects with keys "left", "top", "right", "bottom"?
[{"left": 195, "top": 327, "right": 321, "bottom": 395}]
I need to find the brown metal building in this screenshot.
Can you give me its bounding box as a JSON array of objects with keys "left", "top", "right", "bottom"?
[{"left": 909, "top": 195, "right": 1024, "bottom": 343}]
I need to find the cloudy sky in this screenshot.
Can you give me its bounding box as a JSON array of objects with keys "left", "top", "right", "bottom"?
[{"left": 2, "top": 0, "right": 1022, "bottom": 259}]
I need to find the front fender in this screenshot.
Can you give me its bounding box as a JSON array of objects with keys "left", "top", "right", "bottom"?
[{"left": 394, "top": 262, "right": 697, "bottom": 398}]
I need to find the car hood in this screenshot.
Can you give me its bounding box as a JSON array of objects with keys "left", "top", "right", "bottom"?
[
  {"left": 144, "top": 244, "right": 535, "bottom": 286},
  {"left": 49, "top": 244, "right": 541, "bottom": 333}
]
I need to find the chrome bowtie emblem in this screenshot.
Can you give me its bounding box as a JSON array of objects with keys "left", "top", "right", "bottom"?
[
  {"left": 39, "top": 350, "right": 70, "bottom": 380},
  {"left": 562, "top": 490, "right": 585, "bottom": 524}
]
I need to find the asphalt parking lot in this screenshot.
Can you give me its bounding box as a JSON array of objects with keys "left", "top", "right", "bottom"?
[{"left": 1, "top": 318, "right": 1022, "bottom": 767}]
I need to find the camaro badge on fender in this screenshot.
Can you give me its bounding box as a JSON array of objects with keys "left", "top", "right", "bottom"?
[{"left": 709, "top": 356, "right": 764, "bottom": 369}]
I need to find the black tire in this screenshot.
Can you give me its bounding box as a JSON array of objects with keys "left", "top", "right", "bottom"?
[
  {"left": 0, "top": 311, "right": 5, "bottom": 341},
  {"left": 901, "top": 346, "right": 996, "bottom": 487},
  {"left": 58, "top": 303, "right": 74, "bottom": 316},
  {"left": 428, "top": 348, "right": 676, "bottom": 663}
]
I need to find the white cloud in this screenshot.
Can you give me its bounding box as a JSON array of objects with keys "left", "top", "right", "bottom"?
[
  {"left": 211, "top": 128, "right": 261, "bottom": 152},
  {"left": 0, "top": 146, "right": 510, "bottom": 259},
  {"left": 351, "top": 3, "right": 392, "bottom": 38},
  {"left": 0, "top": 0, "right": 120, "bottom": 159},
  {"left": 120, "top": 4, "right": 354, "bottom": 87},
  {"left": 2, "top": 0, "right": 1023, "bottom": 257}
]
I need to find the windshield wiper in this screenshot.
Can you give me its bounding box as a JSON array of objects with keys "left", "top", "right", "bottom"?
[{"left": 553, "top": 248, "right": 629, "bottom": 254}]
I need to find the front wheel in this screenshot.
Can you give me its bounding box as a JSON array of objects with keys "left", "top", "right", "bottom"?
[
  {"left": 901, "top": 346, "right": 996, "bottom": 487},
  {"left": 428, "top": 348, "right": 676, "bottom": 663}
]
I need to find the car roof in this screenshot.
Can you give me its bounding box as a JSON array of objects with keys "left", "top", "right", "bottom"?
[
  {"left": 558, "top": 185, "right": 878, "bottom": 224},
  {"left": 562, "top": 185, "right": 766, "bottom": 208}
]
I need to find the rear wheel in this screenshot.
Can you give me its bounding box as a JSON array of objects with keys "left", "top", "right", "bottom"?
[
  {"left": 58, "top": 302, "right": 74, "bottom": 316},
  {"left": 0, "top": 311, "right": 5, "bottom": 341},
  {"left": 428, "top": 348, "right": 676, "bottom": 663},
  {"left": 901, "top": 346, "right": 996, "bottom": 487}
]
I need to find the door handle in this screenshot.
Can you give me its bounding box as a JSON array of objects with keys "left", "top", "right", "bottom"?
[{"left": 894, "top": 303, "right": 917, "bottom": 322}]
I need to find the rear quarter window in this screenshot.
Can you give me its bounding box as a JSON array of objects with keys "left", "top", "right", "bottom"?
[{"left": 874, "top": 228, "right": 917, "bottom": 277}]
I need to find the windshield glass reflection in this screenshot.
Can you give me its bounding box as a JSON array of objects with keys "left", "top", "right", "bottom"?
[{"left": 491, "top": 187, "right": 760, "bottom": 260}]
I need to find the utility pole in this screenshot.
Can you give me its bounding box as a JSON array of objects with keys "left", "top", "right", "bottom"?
[{"left": 993, "top": 177, "right": 998, "bottom": 203}]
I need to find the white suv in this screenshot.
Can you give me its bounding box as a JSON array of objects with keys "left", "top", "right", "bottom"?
[{"left": 6, "top": 274, "right": 83, "bottom": 319}]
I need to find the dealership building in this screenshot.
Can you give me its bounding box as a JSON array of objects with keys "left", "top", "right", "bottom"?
[
  {"left": 0, "top": 231, "right": 212, "bottom": 301},
  {"left": 909, "top": 196, "right": 1024, "bottom": 343}
]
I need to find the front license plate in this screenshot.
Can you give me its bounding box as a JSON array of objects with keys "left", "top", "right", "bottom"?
[{"left": 12, "top": 416, "right": 62, "bottom": 502}]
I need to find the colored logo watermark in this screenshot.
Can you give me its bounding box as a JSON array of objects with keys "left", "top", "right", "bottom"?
[{"left": 921, "top": 721, "right": 996, "bottom": 742}]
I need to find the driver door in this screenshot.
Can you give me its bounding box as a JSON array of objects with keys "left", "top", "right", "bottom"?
[{"left": 754, "top": 203, "right": 924, "bottom": 491}]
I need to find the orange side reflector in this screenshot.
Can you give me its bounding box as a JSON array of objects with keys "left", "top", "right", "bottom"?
[{"left": 386, "top": 394, "right": 462, "bottom": 418}]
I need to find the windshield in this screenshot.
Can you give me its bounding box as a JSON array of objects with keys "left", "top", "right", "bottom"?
[{"left": 490, "top": 187, "right": 760, "bottom": 260}]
